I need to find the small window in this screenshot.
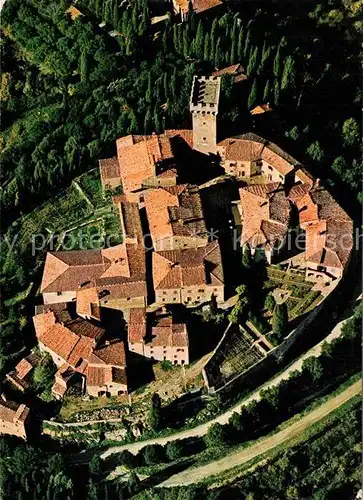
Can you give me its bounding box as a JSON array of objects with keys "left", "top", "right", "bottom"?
[
  {"left": 202, "top": 137, "right": 207, "bottom": 141},
  {"left": 57, "top": 291, "right": 62, "bottom": 296},
  {"left": 268, "top": 166, "right": 273, "bottom": 171},
  {"left": 279, "top": 175, "right": 283, "bottom": 180},
  {"left": 241, "top": 171, "right": 245, "bottom": 177}
]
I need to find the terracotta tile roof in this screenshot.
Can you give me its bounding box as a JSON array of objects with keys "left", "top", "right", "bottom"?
[
  {"left": 288, "top": 181, "right": 353, "bottom": 271},
  {"left": 113, "top": 196, "right": 143, "bottom": 242},
  {"left": 76, "top": 287, "right": 101, "bottom": 319},
  {"left": 128, "top": 308, "right": 147, "bottom": 343},
  {"left": 67, "top": 335, "right": 95, "bottom": 368},
  {"left": 86, "top": 365, "right": 127, "bottom": 387},
  {"left": 116, "top": 134, "right": 174, "bottom": 193},
  {"left": 261, "top": 146, "right": 294, "bottom": 176},
  {"left": 52, "top": 382, "right": 68, "bottom": 398},
  {"left": 39, "top": 323, "right": 80, "bottom": 362},
  {"left": 41, "top": 243, "right": 145, "bottom": 295},
  {"left": 92, "top": 341, "right": 126, "bottom": 367},
  {"left": 239, "top": 183, "right": 290, "bottom": 249},
  {"left": 0, "top": 399, "right": 29, "bottom": 424},
  {"left": 212, "top": 64, "right": 247, "bottom": 83},
  {"left": 153, "top": 241, "right": 224, "bottom": 290},
  {"left": 164, "top": 129, "right": 193, "bottom": 149},
  {"left": 193, "top": 0, "right": 223, "bottom": 13},
  {"left": 218, "top": 137, "right": 265, "bottom": 162},
  {"left": 33, "top": 311, "right": 57, "bottom": 338},
  {"left": 99, "top": 157, "right": 120, "bottom": 183},
  {"left": 294, "top": 167, "right": 314, "bottom": 185},
  {"left": 14, "top": 358, "right": 34, "bottom": 380},
  {"left": 250, "top": 104, "right": 273, "bottom": 115},
  {"left": 145, "top": 184, "right": 207, "bottom": 245}
]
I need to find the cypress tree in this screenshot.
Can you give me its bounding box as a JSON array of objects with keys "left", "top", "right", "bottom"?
[
  {"left": 258, "top": 45, "right": 273, "bottom": 75},
  {"left": 210, "top": 18, "right": 218, "bottom": 60},
  {"left": 153, "top": 106, "right": 161, "bottom": 133},
  {"left": 128, "top": 110, "right": 138, "bottom": 133},
  {"left": 273, "top": 43, "right": 283, "bottom": 78},
  {"left": 237, "top": 28, "right": 244, "bottom": 61},
  {"left": 230, "top": 37, "right": 237, "bottom": 65},
  {"left": 243, "top": 30, "right": 251, "bottom": 59},
  {"left": 263, "top": 79, "right": 272, "bottom": 102},
  {"left": 194, "top": 20, "right": 204, "bottom": 59},
  {"left": 272, "top": 302, "right": 288, "bottom": 340},
  {"left": 183, "top": 28, "right": 189, "bottom": 59},
  {"left": 162, "top": 29, "right": 168, "bottom": 53},
  {"left": 144, "top": 108, "right": 152, "bottom": 134},
  {"left": 248, "top": 79, "right": 258, "bottom": 109},
  {"left": 173, "top": 24, "right": 179, "bottom": 52},
  {"left": 274, "top": 79, "right": 280, "bottom": 106},
  {"left": 246, "top": 46, "right": 259, "bottom": 76},
  {"left": 281, "top": 55, "right": 297, "bottom": 91},
  {"left": 145, "top": 74, "right": 152, "bottom": 104},
  {"left": 112, "top": 0, "right": 119, "bottom": 28},
  {"left": 203, "top": 32, "right": 210, "bottom": 61},
  {"left": 214, "top": 37, "right": 223, "bottom": 69}
]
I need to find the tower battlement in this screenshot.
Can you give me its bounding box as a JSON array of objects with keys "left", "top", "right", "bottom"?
[
  {"left": 190, "top": 75, "right": 221, "bottom": 155},
  {"left": 190, "top": 76, "right": 221, "bottom": 115}
]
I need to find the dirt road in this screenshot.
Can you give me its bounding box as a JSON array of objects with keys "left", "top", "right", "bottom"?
[
  {"left": 100, "top": 315, "right": 351, "bottom": 460},
  {"left": 158, "top": 379, "right": 361, "bottom": 487}
]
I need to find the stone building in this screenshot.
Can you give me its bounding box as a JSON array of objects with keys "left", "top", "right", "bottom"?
[
  {"left": 237, "top": 183, "right": 291, "bottom": 264},
  {"left": 0, "top": 395, "right": 30, "bottom": 440},
  {"left": 33, "top": 304, "right": 128, "bottom": 399},
  {"left": 128, "top": 307, "right": 189, "bottom": 365},
  {"left": 153, "top": 240, "right": 224, "bottom": 305},
  {"left": 190, "top": 75, "right": 221, "bottom": 155},
  {"left": 144, "top": 184, "right": 208, "bottom": 251}
]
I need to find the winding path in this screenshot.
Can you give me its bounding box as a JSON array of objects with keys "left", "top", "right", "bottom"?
[
  {"left": 158, "top": 379, "right": 361, "bottom": 487},
  {"left": 100, "top": 315, "right": 350, "bottom": 460}
]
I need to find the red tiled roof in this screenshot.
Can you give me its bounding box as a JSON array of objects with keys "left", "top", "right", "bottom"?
[
  {"left": 153, "top": 241, "right": 224, "bottom": 290},
  {"left": 128, "top": 308, "right": 147, "bottom": 343},
  {"left": 164, "top": 129, "right": 193, "bottom": 149},
  {"left": 92, "top": 341, "right": 126, "bottom": 367},
  {"left": 116, "top": 134, "right": 174, "bottom": 193},
  {"left": 239, "top": 183, "right": 290, "bottom": 249},
  {"left": 144, "top": 184, "right": 207, "bottom": 245},
  {"left": 218, "top": 137, "right": 265, "bottom": 163},
  {"left": 86, "top": 365, "right": 127, "bottom": 387},
  {"left": 99, "top": 157, "right": 120, "bottom": 182},
  {"left": 250, "top": 104, "right": 273, "bottom": 115},
  {"left": 261, "top": 146, "right": 294, "bottom": 176}
]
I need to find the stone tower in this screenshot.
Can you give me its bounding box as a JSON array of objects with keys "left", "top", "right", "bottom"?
[{"left": 190, "top": 75, "right": 221, "bottom": 155}]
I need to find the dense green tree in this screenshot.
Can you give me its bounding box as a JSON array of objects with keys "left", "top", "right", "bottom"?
[
  {"left": 273, "top": 43, "right": 283, "bottom": 78},
  {"left": 148, "top": 392, "right": 162, "bottom": 430},
  {"left": 248, "top": 79, "right": 258, "bottom": 109},
  {"left": 281, "top": 55, "right": 296, "bottom": 91},
  {"left": 144, "top": 108, "right": 152, "bottom": 134},
  {"left": 203, "top": 32, "right": 210, "bottom": 61},
  {"left": 264, "top": 293, "right": 275, "bottom": 312},
  {"left": 215, "top": 37, "right": 223, "bottom": 68},
  {"left": 127, "top": 471, "right": 140, "bottom": 496},
  {"left": 263, "top": 79, "right": 272, "bottom": 102},
  {"left": 302, "top": 356, "right": 324, "bottom": 382},
  {"left": 166, "top": 440, "right": 184, "bottom": 461},
  {"left": 205, "top": 423, "right": 227, "bottom": 448},
  {"left": 194, "top": 20, "right": 204, "bottom": 59},
  {"left": 32, "top": 354, "right": 56, "bottom": 392},
  {"left": 237, "top": 27, "right": 244, "bottom": 61},
  {"left": 342, "top": 117, "right": 360, "bottom": 147},
  {"left": 307, "top": 141, "right": 325, "bottom": 163},
  {"left": 272, "top": 302, "right": 289, "bottom": 339},
  {"left": 210, "top": 18, "right": 218, "bottom": 60},
  {"left": 246, "top": 46, "right": 259, "bottom": 76},
  {"left": 142, "top": 444, "right": 165, "bottom": 465},
  {"left": 274, "top": 79, "right": 280, "bottom": 106},
  {"left": 243, "top": 30, "right": 251, "bottom": 59}
]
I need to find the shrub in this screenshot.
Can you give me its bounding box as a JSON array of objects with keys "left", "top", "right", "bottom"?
[
  {"left": 204, "top": 423, "right": 228, "bottom": 448},
  {"left": 142, "top": 444, "right": 165, "bottom": 465},
  {"left": 264, "top": 293, "right": 276, "bottom": 312},
  {"left": 166, "top": 440, "right": 184, "bottom": 461}
]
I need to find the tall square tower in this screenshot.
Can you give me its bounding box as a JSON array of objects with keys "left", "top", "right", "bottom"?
[{"left": 190, "top": 76, "right": 221, "bottom": 155}]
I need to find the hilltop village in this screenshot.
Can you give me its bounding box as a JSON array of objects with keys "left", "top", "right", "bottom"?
[{"left": 1, "top": 75, "right": 353, "bottom": 439}]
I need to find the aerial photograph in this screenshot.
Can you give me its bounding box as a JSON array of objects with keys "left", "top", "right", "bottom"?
[{"left": 0, "top": 0, "right": 361, "bottom": 498}]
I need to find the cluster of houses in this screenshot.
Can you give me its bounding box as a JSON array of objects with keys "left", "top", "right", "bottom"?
[{"left": 1, "top": 74, "right": 353, "bottom": 439}]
